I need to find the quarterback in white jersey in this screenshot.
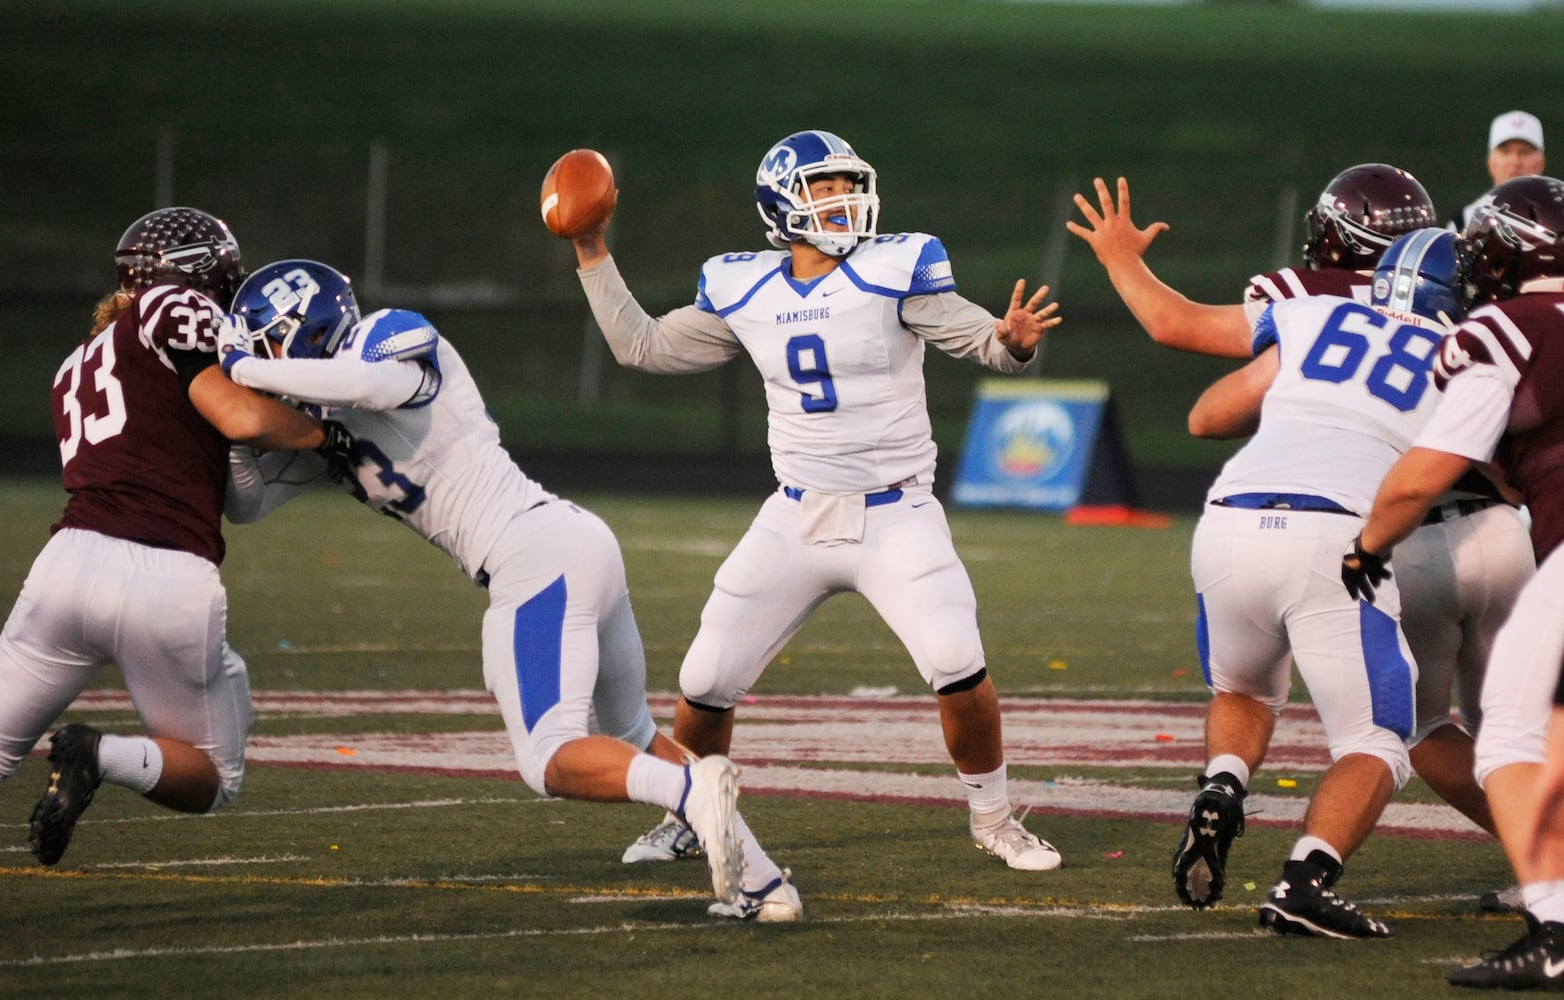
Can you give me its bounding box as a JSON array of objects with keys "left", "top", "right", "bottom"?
[
  {"left": 558, "top": 129, "right": 1064, "bottom": 873},
  {"left": 217, "top": 260, "right": 802, "bottom": 920},
  {"left": 1179, "top": 229, "right": 1475, "bottom": 939}
]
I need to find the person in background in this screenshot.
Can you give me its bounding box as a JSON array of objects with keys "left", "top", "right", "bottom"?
[{"left": 1450, "top": 110, "right": 1546, "bottom": 230}]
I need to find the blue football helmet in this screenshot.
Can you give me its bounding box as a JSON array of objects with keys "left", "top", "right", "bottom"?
[
  {"left": 1370, "top": 227, "right": 1467, "bottom": 328},
  {"left": 754, "top": 130, "right": 879, "bottom": 258},
  {"left": 229, "top": 259, "right": 360, "bottom": 359}
]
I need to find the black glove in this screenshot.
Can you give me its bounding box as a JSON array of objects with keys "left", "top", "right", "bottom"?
[
  {"left": 317, "top": 420, "right": 357, "bottom": 483},
  {"left": 1341, "top": 534, "right": 1391, "bottom": 604}
]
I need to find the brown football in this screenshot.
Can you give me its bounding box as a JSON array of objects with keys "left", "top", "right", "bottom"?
[{"left": 540, "top": 149, "right": 617, "bottom": 239}]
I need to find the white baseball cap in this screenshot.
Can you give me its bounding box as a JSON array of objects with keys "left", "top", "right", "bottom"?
[{"left": 1489, "top": 110, "right": 1544, "bottom": 152}]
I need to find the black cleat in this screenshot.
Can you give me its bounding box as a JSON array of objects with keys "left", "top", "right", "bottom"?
[
  {"left": 29, "top": 724, "right": 104, "bottom": 866},
  {"left": 1448, "top": 913, "right": 1564, "bottom": 990},
  {"left": 1172, "top": 774, "right": 1245, "bottom": 908},
  {"left": 1258, "top": 860, "right": 1392, "bottom": 939}
]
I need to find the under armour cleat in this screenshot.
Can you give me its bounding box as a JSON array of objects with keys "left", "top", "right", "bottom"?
[
  {"left": 1172, "top": 774, "right": 1246, "bottom": 908},
  {"left": 708, "top": 869, "right": 803, "bottom": 923},
  {"left": 1258, "top": 861, "right": 1392, "bottom": 939},
  {"left": 621, "top": 811, "right": 702, "bottom": 864},
  {"left": 29, "top": 724, "right": 104, "bottom": 867},
  {"left": 678, "top": 755, "right": 744, "bottom": 906},
  {"left": 971, "top": 807, "right": 1063, "bottom": 871},
  {"left": 1448, "top": 913, "right": 1564, "bottom": 990}
]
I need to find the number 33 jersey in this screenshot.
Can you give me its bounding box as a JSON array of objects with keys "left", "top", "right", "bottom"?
[
  {"left": 1209, "top": 294, "right": 1446, "bottom": 514},
  {"left": 51, "top": 285, "right": 232, "bottom": 565}
]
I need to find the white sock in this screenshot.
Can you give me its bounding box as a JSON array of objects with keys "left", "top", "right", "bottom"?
[
  {"left": 733, "top": 810, "right": 782, "bottom": 895},
  {"left": 624, "top": 755, "right": 687, "bottom": 813},
  {"left": 1523, "top": 880, "right": 1564, "bottom": 924},
  {"left": 960, "top": 763, "right": 1011, "bottom": 823},
  {"left": 1205, "top": 754, "right": 1250, "bottom": 789},
  {"left": 1289, "top": 835, "right": 1341, "bottom": 866},
  {"left": 97, "top": 734, "right": 163, "bottom": 794}
]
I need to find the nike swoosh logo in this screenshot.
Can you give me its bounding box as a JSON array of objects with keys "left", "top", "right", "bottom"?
[
  {"left": 911, "top": 501, "right": 934, "bottom": 508},
  {"left": 1544, "top": 956, "right": 1564, "bottom": 978},
  {"left": 822, "top": 288, "right": 844, "bottom": 297},
  {"left": 142, "top": 747, "right": 149, "bottom": 768}
]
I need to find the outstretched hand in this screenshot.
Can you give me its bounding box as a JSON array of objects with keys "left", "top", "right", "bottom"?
[
  {"left": 1065, "top": 176, "right": 1170, "bottom": 269},
  {"left": 994, "top": 280, "right": 1061, "bottom": 359}
]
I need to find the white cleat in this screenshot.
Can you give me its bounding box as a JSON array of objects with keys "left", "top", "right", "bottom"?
[
  {"left": 679, "top": 755, "right": 744, "bottom": 905},
  {"left": 621, "top": 811, "right": 702, "bottom": 864},
  {"left": 708, "top": 869, "right": 803, "bottom": 923},
  {"left": 971, "top": 810, "right": 1063, "bottom": 871}
]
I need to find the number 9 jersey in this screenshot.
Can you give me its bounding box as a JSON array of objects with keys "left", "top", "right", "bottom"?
[{"left": 1207, "top": 295, "right": 1445, "bottom": 515}]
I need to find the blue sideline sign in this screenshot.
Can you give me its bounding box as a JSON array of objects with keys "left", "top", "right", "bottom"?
[{"left": 952, "top": 379, "right": 1120, "bottom": 510}]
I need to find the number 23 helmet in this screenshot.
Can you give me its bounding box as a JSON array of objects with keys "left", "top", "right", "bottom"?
[
  {"left": 755, "top": 130, "right": 880, "bottom": 259},
  {"left": 229, "top": 259, "right": 360, "bottom": 360}
]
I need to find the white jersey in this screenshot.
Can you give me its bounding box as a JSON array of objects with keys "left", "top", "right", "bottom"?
[
  {"left": 580, "top": 234, "right": 1031, "bottom": 494},
  {"left": 226, "top": 308, "right": 553, "bottom": 580},
  {"left": 1209, "top": 295, "right": 1446, "bottom": 514}
]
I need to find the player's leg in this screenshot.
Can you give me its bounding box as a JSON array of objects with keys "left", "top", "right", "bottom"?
[
  {"left": 1451, "top": 549, "right": 1564, "bottom": 985},
  {"left": 483, "top": 504, "right": 744, "bottom": 903},
  {"left": 1177, "top": 506, "right": 1294, "bottom": 908},
  {"left": 858, "top": 491, "right": 1058, "bottom": 871},
  {"left": 674, "top": 493, "right": 829, "bottom": 757},
  {"left": 1259, "top": 525, "right": 1411, "bottom": 939},
  {"left": 0, "top": 534, "right": 102, "bottom": 783}
]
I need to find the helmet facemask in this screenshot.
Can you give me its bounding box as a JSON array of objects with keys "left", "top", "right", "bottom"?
[
  {"left": 230, "top": 261, "right": 360, "bottom": 360},
  {"left": 1464, "top": 195, "right": 1562, "bottom": 302},
  {"left": 779, "top": 165, "right": 879, "bottom": 258}
]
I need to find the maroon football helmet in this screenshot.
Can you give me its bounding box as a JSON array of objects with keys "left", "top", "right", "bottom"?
[
  {"left": 1302, "top": 164, "right": 1436, "bottom": 271},
  {"left": 114, "top": 207, "right": 245, "bottom": 308},
  {"left": 1463, "top": 175, "right": 1564, "bottom": 303}
]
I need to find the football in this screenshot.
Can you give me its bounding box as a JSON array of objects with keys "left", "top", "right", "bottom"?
[{"left": 540, "top": 149, "right": 618, "bottom": 239}]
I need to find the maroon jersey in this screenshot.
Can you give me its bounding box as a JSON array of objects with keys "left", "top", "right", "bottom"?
[
  {"left": 1435, "top": 290, "right": 1564, "bottom": 559},
  {"left": 1243, "top": 266, "right": 1370, "bottom": 312},
  {"left": 50, "top": 284, "right": 230, "bottom": 565}
]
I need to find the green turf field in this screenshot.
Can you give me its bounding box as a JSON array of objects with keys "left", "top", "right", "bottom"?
[
  {"left": 2, "top": 0, "right": 1558, "bottom": 470},
  {"left": 0, "top": 480, "right": 1523, "bottom": 999}
]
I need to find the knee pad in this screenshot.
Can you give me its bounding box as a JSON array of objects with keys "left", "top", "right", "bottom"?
[
  {"left": 1337, "top": 735, "right": 1412, "bottom": 792},
  {"left": 1474, "top": 719, "right": 1548, "bottom": 787},
  {"left": 936, "top": 667, "right": 987, "bottom": 697}
]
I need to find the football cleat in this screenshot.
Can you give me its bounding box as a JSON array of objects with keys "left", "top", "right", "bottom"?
[
  {"left": 29, "top": 724, "right": 105, "bottom": 867},
  {"left": 1479, "top": 885, "right": 1526, "bottom": 915},
  {"left": 621, "top": 811, "right": 703, "bottom": 864},
  {"left": 1258, "top": 861, "right": 1392, "bottom": 939},
  {"left": 1448, "top": 913, "right": 1564, "bottom": 989},
  {"left": 971, "top": 807, "right": 1063, "bottom": 871},
  {"left": 708, "top": 869, "right": 803, "bottom": 923},
  {"left": 677, "top": 756, "right": 744, "bottom": 906},
  {"left": 1172, "top": 774, "right": 1246, "bottom": 908}
]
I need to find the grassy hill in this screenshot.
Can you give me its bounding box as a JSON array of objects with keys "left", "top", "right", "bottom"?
[{"left": 2, "top": 0, "right": 1556, "bottom": 475}]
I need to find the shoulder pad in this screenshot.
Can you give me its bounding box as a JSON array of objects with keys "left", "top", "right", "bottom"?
[
  {"left": 696, "top": 250, "right": 788, "bottom": 312},
  {"left": 842, "top": 233, "right": 955, "bottom": 297},
  {"left": 345, "top": 308, "right": 440, "bottom": 363}
]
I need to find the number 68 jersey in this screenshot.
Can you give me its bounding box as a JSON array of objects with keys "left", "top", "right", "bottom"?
[{"left": 1208, "top": 294, "right": 1446, "bottom": 515}]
